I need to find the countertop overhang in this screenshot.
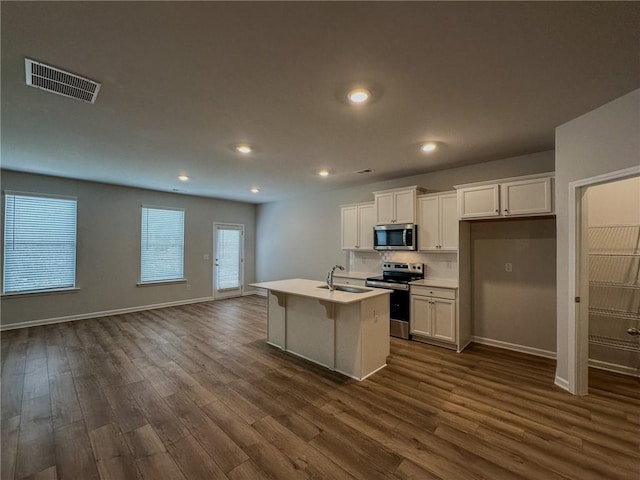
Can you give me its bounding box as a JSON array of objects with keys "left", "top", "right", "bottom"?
[{"left": 249, "top": 279, "right": 391, "bottom": 304}]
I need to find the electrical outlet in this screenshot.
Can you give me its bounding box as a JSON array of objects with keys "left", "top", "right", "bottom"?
[
  {"left": 505, "top": 262, "right": 513, "bottom": 273},
  {"left": 186, "top": 284, "right": 191, "bottom": 289},
  {"left": 204, "top": 254, "right": 210, "bottom": 260}
]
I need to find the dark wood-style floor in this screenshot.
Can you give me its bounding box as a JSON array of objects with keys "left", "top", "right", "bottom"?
[{"left": 1, "top": 296, "right": 638, "bottom": 480}]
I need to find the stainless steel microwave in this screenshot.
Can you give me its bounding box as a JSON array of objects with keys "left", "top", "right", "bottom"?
[{"left": 373, "top": 224, "right": 417, "bottom": 251}]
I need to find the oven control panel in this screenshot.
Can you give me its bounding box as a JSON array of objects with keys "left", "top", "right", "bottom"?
[{"left": 382, "top": 262, "right": 423, "bottom": 274}]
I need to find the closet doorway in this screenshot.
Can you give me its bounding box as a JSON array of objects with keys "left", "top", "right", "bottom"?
[
  {"left": 573, "top": 170, "right": 640, "bottom": 394},
  {"left": 586, "top": 177, "right": 640, "bottom": 379}
]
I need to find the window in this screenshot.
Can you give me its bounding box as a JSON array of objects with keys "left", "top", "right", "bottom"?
[
  {"left": 140, "top": 206, "right": 185, "bottom": 283},
  {"left": 3, "top": 192, "right": 77, "bottom": 294}
]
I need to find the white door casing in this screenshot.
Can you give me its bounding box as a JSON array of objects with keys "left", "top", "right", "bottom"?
[
  {"left": 566, "top": 166, "right": 640, "bottom": 395},
  {"left": 213, "top": 223, "right": 244, "bottom": 299}
]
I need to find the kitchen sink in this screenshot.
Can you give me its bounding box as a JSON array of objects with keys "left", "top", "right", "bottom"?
[{"left": 317, "top": 285, "right": 372, "bottom": 294}]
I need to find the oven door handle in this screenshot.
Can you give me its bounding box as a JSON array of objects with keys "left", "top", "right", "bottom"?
[{"left": 366, "top": 281, "right": 409, "bottom": 291}]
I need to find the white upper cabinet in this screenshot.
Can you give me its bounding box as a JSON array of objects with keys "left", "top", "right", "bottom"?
[
  {"left": 341, "top": 205, "right": 359, "bottom": 250},
  {"left": 456, "top": 173, "right": 554, "bottom": 220},
  {"left": 417, "top": 191, "right": 458, "bottom": 251},
  {"left": 458, "top": 184, "right": 500, "bottom": 219},
  {"left": 357, "top": 203, "right": 376, "bottom": 250},
  {"left": 393, "top": 189, "right": 416, "bottom": 223},
  {"left": 374, "top": 192, "right": 395, "bottom": 224},
  {"left": 439, "top": 193, "right": 459, "bottom": 249},
  {"left": 374, "top": 186, "right": 420, "bottom": 224},
  {"left": 341, "top": 202, "right": 375, "bottom": 250},
  {"left": 501, "top": 177, "right": 552, "bottom": 217}
]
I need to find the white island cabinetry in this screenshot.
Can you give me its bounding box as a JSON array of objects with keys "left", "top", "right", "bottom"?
[{"left": 250, "top": 279, "right": 391, "bottom": 381}]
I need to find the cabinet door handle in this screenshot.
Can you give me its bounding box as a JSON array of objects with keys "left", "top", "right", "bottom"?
[
  {"left": 495, "top": 209, "right": 499, "bottom": 213},
  {"left": 504, "top": 209, "right": 509, "bottom": 213}
]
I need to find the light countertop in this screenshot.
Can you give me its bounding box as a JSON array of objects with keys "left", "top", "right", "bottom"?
[
  {"left": 250, "top": 278, "right": 390, "bottom": 304},
  {"left": 333, "top": 271, "right": 378, "bottom": 280},
  {"left": 410, "top": 278, "right": 459, "bottom": 289}
]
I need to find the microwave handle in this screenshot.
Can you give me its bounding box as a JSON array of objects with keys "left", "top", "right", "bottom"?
[{"left": 402, "top": 228, "right": 407, "bottom": 246}]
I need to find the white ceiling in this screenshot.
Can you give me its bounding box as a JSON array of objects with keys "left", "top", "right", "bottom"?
[{"left": 2, "top": 2, "right": 639, "bottom": 203}]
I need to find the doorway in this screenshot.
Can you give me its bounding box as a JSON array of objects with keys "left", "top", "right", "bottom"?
[
  {"left": 571, "top": 168, "right": 640, "bottom": 394},
  {"left": 586, "top": 178, "right": 640, "bottom": 379},
  {"left": 213, "top": 223, "right": 244, "bottom": 299}
]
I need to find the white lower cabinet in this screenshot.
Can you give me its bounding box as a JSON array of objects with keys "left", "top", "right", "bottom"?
[{"left": 410, "top": 286, "right": 457, "bottom": 346}]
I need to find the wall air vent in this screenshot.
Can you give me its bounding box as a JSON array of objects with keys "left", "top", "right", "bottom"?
[{"left": 25, "top": 58, "right": 101, "bottom": 104}]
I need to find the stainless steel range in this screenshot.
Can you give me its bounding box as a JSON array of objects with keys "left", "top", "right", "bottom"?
[{"left": 366, "top": 263, "right": 424, "bottom": 339}]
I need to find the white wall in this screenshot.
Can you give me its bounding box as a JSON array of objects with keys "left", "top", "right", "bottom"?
[
  {"left": 555, "top": 88, "right": 640, "bottom": 391},
  {"left": 471, "top": 219, "right": 557, "bottom": 352},
  {"left": 588, "top": 176, "right": 640, "bottom": 226},
  {"left": 0, "top": 171, "right": 257, "bottom": 328}
]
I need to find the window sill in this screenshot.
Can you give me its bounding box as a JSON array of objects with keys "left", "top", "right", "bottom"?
[
  {"left": 137, "top": 279, "right": 187, "bottom": 287},
  {"left": 2, "top": 287, "right": 80, "bottom": 298}
]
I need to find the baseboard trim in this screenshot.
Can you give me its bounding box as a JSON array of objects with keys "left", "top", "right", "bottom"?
[
  {"left": 242, "top": 290, "right": 261, "bottom": 297},
  {"left": 589, "top": 359, "right": 639, "bottom": 378},
  {"left": 471, "top": 336, "right": 557, "bottom": 359},
  {"left": 554, "top": 375, "right": 570, "bottom": 391},
  {"left": 0, "top": 296, "right": 215, "bottom": 331},
  {"left": 251, "top": 288, "right": 267, "bottom": 297}
]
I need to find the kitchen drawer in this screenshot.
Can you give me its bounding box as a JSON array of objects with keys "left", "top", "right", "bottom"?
[{"left": 410, "top": 285, "right": 456, "bottom": 300}]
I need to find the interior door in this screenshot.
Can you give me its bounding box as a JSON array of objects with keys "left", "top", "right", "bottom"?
[{"left": 214, "top": 223, "right": 244, "bottom": 299}]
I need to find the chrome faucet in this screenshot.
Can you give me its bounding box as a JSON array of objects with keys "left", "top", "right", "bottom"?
[{"left": 326, "top": 264, "right": 345, "bottom": 291}]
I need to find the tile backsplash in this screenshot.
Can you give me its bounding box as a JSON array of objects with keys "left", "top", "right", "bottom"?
[{"left": 345, "top": 250, "right": 458, "bottom": 280}]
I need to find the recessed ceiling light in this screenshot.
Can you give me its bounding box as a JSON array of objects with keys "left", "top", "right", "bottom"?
[
  {"left": 347, "top": 88, "right": 371, "bottom": 104},
  {"left": 251, "top": 187, "right": 260, "bottom": 193},
  {"left": 318, "top": 170, "right": 330, "bottom": 177},
  {"left": 178, "top": 175, "right": 189, "bottom": 181},
  {"left": 420, "top": 142, "right": 437, "bottom": 153},
  {"left": 235, "top": 144, "right": 253, "bottom": 154}
]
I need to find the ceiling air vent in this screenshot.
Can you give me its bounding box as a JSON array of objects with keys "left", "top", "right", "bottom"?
[
  {"left": 25, "top": 58, "right": 101, "bottom": 104},
  {"left": 355, "top": 168, "right": 375, "bottom": 174}
]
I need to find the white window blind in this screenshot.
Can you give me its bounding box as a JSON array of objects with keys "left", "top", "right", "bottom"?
[
  {"left": 3, "top": 193, "right": 77, "bottom": 294},
  {"left": 216, "top": 227, "right": 241, "bottom": 290},
  {"left": 141, "top": 206, "right": 184, "bottom": 283}
]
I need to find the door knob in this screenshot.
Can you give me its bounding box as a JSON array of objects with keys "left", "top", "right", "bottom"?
[{"left": 627, "top": 328, "right": 639, "bottom": 336}]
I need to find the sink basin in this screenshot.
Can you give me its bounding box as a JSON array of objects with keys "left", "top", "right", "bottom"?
[{"left": 317, "top": 285, "right": 372, "bottom": 294}]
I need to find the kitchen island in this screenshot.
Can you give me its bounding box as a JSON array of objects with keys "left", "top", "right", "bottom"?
[{"left": 250, "top": 279, "right": 391, "bottom": 380}]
